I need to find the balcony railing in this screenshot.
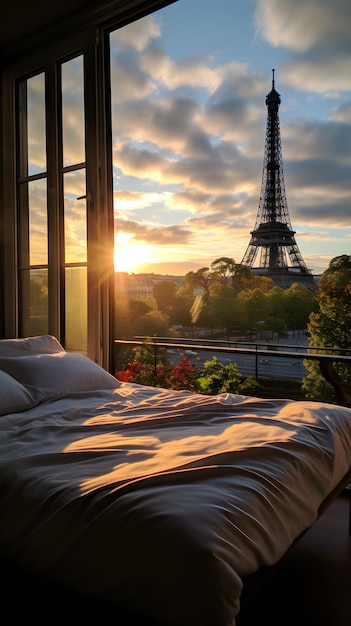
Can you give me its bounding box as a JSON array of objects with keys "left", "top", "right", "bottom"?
[{"left": 113, "top": 336, "right": 351, "bottom": 408}]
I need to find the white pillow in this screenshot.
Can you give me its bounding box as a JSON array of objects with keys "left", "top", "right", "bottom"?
[
  {"left": 0, "top": 351, "right": 119, "bottom": 401},
  {"left": 0, "top": 335, "right": 63, "bottom": 357},
  {"left": 0, "top": 370, "right": 34, "bottom": 415}
]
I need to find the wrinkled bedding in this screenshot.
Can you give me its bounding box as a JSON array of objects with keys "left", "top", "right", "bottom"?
[{"left": 0, "top": 336, "right": 351, "bottom": 626}]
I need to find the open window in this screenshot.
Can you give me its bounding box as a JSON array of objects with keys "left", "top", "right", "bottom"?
[{"left": 1, "top": 1, "right": 175, "bottom": 369}]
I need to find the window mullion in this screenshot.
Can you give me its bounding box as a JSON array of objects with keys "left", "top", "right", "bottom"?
[
  {"left": 84, "top": 27, "right": 115, "bottom": 368},
  {"left": 46, "top": 59, "right": 61, "bottom": 338}
]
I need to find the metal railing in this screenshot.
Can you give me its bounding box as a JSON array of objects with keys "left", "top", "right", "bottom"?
[{"left": 114, "top": 336, "right": 351, "bottom": 407}]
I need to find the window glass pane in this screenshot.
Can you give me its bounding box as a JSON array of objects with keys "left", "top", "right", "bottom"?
[
  {"left": 29, "top": 178, "right": 48, "bottom": 265},
  {"left": 27, "top": 73, "right": 46, "bottom": 176},
  {"left": 20, "top": 269, "right": 48, "bottom": 337},
  {"left": 65, "top": 266, "right": 87, "bottom": 352},
  {"left": 61, "top": 56, "right": 85, "bottom": 167},
  {"left": 64, "top": 170, "right": 87, "bottom": 263}
]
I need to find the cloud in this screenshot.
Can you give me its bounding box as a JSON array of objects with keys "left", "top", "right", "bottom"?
[
  {"left": 113, "top": 136, "right": 258, "bottom": 197},
  {"left": 330, "top": 102, "right": 351, "bottom": 123},
  {"left": 140, "top": 45, "right": 221, "bottom": 92},
  {"left": 169, "top": 190, "right": 251, "bottom": 217},
  {"left": 114, "top": 217, "right": 193, "bottom": 245},
  {"left": 111, "top": 15, "right": 161, "bottom": 52},
  {"left": 280, "top": 119, "right": 351, "bottom": 228},
  {"left": 110, "top": 55, "right": 156, "bottom": 103},
  {"left": 254, "top": 0, "right": 351, "bottom": 53},
  {"left": 112, "top": 95, "right": 200, "bottom": 150},
  {"left": 289, "top": 189, "right": 351, "bottom": 228},
  {"left": 113, "top": 189, "right": 173, "bottom": 214},
  {"left": 114, "top": 142, "right": 166, "bottom": 180},
  {"left": 281, "top": 56, "right": 351, "bottom": 93},
  {"left": 254, "top": 0, "right": 351, "bottom": 94},
  {"left": 283, "top": 119, "right": 351, "bottom": 163}
]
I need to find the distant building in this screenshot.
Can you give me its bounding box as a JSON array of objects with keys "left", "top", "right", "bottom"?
[{"left": 115, "top": 272, "right": 185, "bottom": 299}]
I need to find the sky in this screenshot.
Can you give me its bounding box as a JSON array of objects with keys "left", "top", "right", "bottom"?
[{"left": 109, "top": 0, "right": 351, "bottom": 277}]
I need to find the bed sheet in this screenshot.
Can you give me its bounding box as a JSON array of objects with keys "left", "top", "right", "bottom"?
[{"left": 1, "top": 381, "right": 351, "bottom": 626}]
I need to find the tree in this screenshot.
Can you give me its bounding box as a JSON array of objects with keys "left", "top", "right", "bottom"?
[
  {"left": 206, "top": 284, "right": 244, "bottom": 336},
  {"left": 210, "top": 257, "right": 237, "bottom": 285},
  {"left": 230, "top": 264, "right": 253, "bottom": 294},
  {"left": 115, "top": 297, "right": 134, "bottom": 339},
  {"left": 282, "top": 283, "right": 318, "bottom": 333},
  {"left": 153, "top": 280, "right": 177, "bottom": 314},
  {"left": 210, "top": 258, "right": 253, "bottom": 294},
  {"left": 133, "top": 309, "right": 174, "bottom": 337},
  {"left": 250, "top": 274, "right": 275, "bottom": 293},
  {"left": 196, "top": 356, "right": 258, "bottom": 395},
  {"left": 265, "top": 286, "right": 285, "bottom": 338},
  {"left": 129, "top": 299, "right": 152, "bottom": 318},
  {"left": 184, "top": 267, "right": 212, "bottom": 295},
  {"left": 170, "top": 291, "right": 193, "bottom": 326},
  {"left": 238, "top": 288, "right": 269, "bottom": 335},
  {"left": 302, "top": 255, "right": 351, "bottom": 402}
]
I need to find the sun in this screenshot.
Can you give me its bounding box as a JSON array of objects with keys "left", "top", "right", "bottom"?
[{"left": 114, "top": 233, "right": 151, "bottom": 273}]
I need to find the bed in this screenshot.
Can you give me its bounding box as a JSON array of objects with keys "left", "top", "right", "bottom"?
[{"left": 0, "top": 334, "right": 350, "bottom": 626}]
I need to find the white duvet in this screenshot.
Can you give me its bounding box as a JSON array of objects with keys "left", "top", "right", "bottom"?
[{"left": 0, "top": 336, "right": 351, "bottom": 626}]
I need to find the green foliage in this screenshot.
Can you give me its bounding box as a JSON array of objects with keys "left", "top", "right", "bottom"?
[
  {"left": 153, "top": 280, "right": 177, "bottom": 313},
  {"left": 115, "top": 259, "right": 319, "bottom": 341},
  {"left": 196, "top": 356, "right": 258, "bottom": 395},
  {"left": 301, "top": 359, "right": 336, "bottom": 403},
  {"left": 205, "top": 284, "right": 245, "bottom": 334},
  {"left": 328, "top": 255, "right": 351, "bottom": 272},
  {"left": 210, "top": 257, "right": 238, "bottom": 285},
  {"left": 115, "top": 298, "right": 174, "bottom": 339},
  {"left": 129, "top": 299, "right": 152, "bottom": 318},
  {"left": 133, "top": 309, "right": 173, "bottom": 337},
  {"left": 116, "top": 348, "right": 258, "bottom": 396},
  {"left": 282, "top": 283, "right": 318, "bottom": 330},
  {"left": 184, "top": 267, "right": 211, "bottom": 292},
  {"left": 302, "top": 255, "right": 351, "bottom": 402}
]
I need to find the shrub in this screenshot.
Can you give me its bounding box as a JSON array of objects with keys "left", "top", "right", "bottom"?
[
  {"left": 116, "top": 346, "right": 257, "bottom": 395},
  {"left": 197, "top": 356, "right": 258, "bottom": 395}
]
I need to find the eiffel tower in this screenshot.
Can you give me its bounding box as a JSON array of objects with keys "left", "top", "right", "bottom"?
[{"left": 241, "top": 70, "right": 315, "bottom": 289}]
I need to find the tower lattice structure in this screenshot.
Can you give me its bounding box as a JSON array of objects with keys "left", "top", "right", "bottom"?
[{"left": 241, "top": 70, "right": 313, "bottom": 287}]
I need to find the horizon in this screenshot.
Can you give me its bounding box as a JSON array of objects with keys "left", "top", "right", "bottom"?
[{"left": 113, "top": 262, "right": 324, "bottom": 279}]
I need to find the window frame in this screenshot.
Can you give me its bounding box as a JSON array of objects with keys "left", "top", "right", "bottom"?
[
  {"left": 2, "top": 27, "right": 113, "bottom": 368},
  {"left": 0, "top": 0, "right": 177, "bottom": 370}
]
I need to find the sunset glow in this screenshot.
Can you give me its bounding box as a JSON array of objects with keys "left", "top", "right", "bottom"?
[{"left": 114, "top": 233, "right": 152, "bottom": 273}]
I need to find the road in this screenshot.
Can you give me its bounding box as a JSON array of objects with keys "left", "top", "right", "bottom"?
[{"left": 166, "top": 348, "right": 308, "bottom": 382}]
